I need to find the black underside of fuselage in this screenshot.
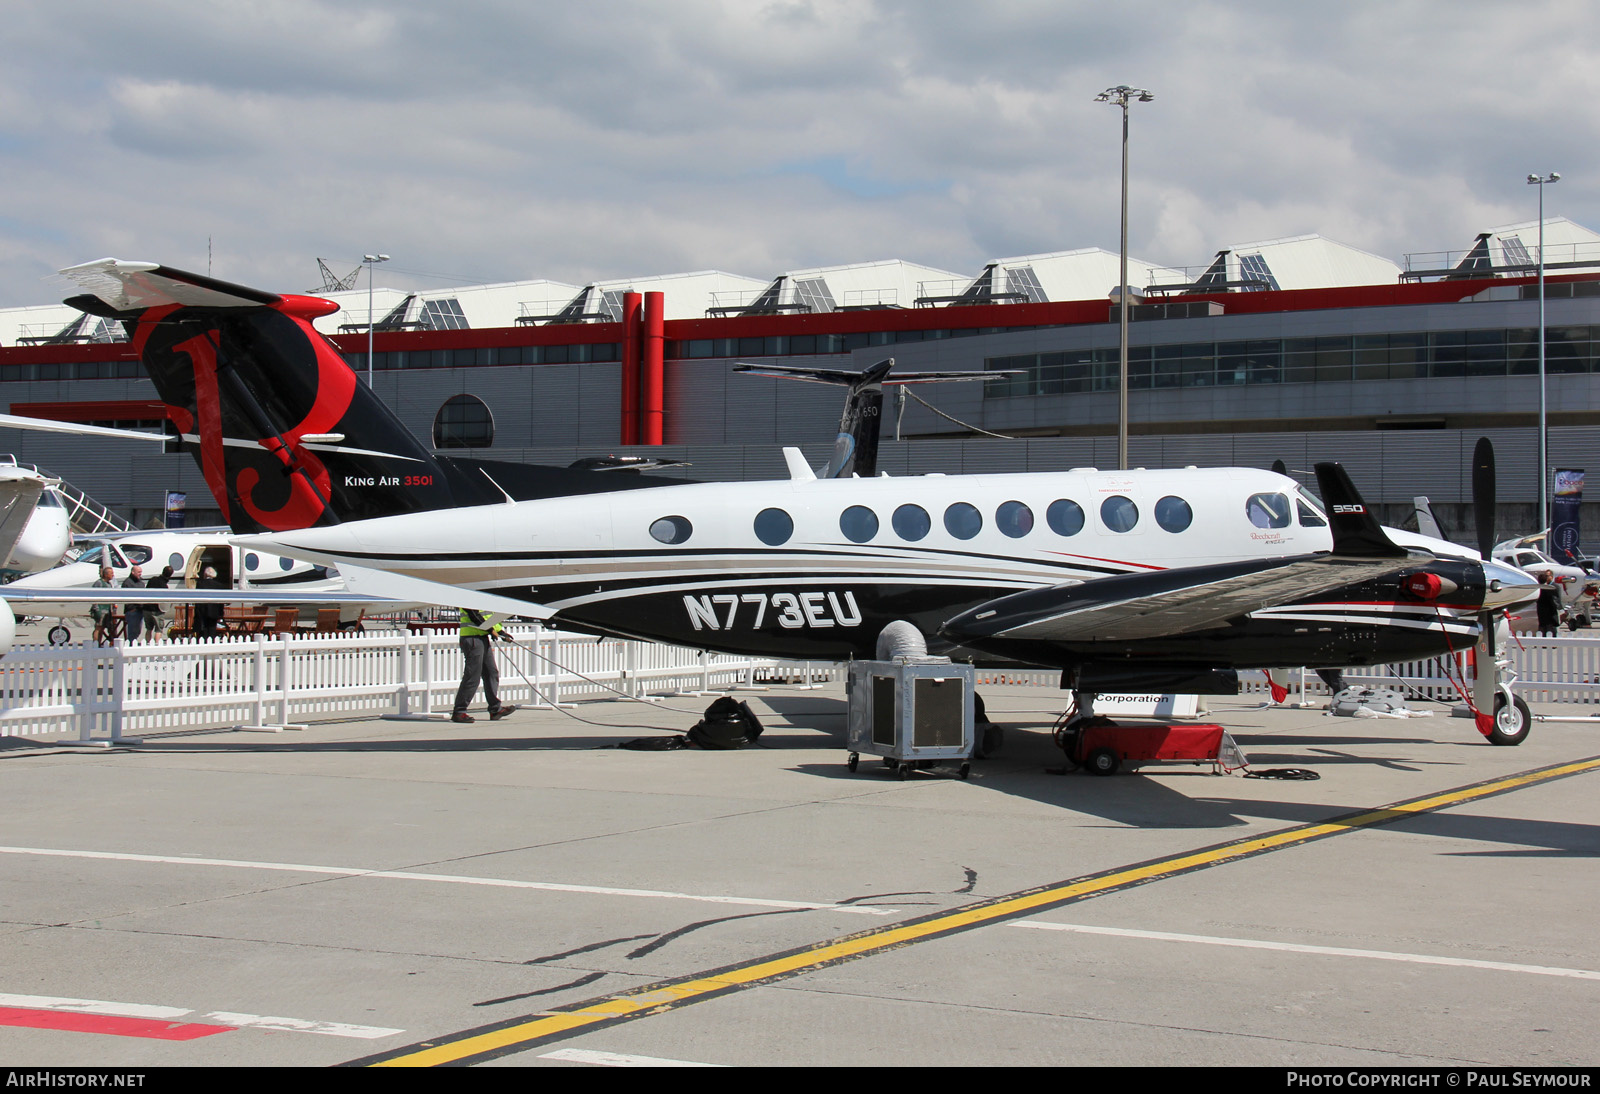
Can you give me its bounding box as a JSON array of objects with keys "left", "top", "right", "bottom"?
[{"left": 502, "top": 569, "right": 1482, "bottom": 677}]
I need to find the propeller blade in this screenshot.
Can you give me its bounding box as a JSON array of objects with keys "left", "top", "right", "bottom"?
[{"left": 1473, "top": 436, "right": 1496, "bottom": 558}]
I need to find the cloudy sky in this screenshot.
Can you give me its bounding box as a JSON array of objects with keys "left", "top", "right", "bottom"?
[{"left": 1, "top": 0, "right": 1595, "bottom": 306}]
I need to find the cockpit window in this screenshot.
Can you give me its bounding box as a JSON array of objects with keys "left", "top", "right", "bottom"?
[
  {"left": 1246, "top": 492, "right": 1292, "bottom": 529},
  {"left": 76, "top": 543, "right": 128, "bottom": 568},
  {"left": 1293, "top": 489, "right": 1327, "bottom": 527},
  {"left": 34, "top": 490, "right": 62, "bottom": 509},
  {"left": 121, "top": 544, "right": 153, "bottom": 565}
]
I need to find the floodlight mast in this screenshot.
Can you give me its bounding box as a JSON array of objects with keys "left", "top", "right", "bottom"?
[
  {"left": 363, "top": 253, "right": 390, "bottom": 388},
  {"left": 1526, "top": 173, "right": 1559, "bottom": 531},
  {"left": 1096, "top": 86, "right": 1154, "bottom": 471}
]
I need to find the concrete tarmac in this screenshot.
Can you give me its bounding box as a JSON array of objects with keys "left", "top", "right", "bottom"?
[{"left": 0, "top": 680, "right": 1596, "bottom": 1068}]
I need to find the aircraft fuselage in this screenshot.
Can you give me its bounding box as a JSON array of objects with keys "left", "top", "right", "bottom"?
[{"left": 247, "top": 465, "right": 1491, "bottom": 670}]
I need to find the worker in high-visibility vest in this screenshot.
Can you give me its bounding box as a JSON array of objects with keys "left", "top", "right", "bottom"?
[{"left": 452, "top": 609, "right": 519, "bottom": 724}]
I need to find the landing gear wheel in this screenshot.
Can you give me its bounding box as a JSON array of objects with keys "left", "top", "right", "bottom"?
[
  {"left": 896, "top": 762, "right": 909, "bottom": 780},
  {"left": 46, "top": 625, "right": 70, "bottom": 645},
  {"left": 1488, "top": 693, "right": 1532, "bottom": 746},
  {"left": 958, "top": 763, "right": 971, "bottom": 781},
  {"left": 1085, "top": 747, "right": 1121, "bottom": 776},
  {"left": 847, "top": 752, "right": 859, "bottom": 772}
]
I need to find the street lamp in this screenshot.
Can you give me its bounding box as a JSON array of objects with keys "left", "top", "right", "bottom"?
[
  {"left": 1526, "top": 174, "right": 1559, "bottom": 530},
  {"left": 1097, "top": 85, "right": 1154, "bottom": 471},
  {"left": 363, "top": 253, "right": 390, "bottom": 387}
]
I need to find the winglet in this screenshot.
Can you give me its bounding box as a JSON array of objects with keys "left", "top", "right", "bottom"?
[{"left": 1314, "top": 463, "right": 1408, "bottom": 558}]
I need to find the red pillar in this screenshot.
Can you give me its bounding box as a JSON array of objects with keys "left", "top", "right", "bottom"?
[
  {"left": 641, "top": 291, "right": 665, "bottom": 446},
  {"left": 619, "top": 291, "right": 642, "bottom": 445}
]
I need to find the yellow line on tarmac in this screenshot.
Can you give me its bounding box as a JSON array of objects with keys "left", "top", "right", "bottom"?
[{"left": 354, "top": 755, "right": 1600, "bottom": 1068}]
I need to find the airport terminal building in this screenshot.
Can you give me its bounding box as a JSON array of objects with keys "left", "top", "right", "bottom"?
[{"left": 2, "top": 220, "right": 1600, "bottom": 540}]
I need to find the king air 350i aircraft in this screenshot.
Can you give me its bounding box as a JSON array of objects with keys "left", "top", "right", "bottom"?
[{"left": 24, "top": 259, "right": 1540, "bottom": 743}]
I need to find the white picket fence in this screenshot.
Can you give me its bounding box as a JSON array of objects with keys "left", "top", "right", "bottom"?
[
  {"left": 976, "top": 633, "right": 1600, "bottom": 707},
  {"left": 7, "top": 629, "right": 1599, "bottom": 746},
  {"left": 0, "top": 626, "right": 785, "bottom": 744}
]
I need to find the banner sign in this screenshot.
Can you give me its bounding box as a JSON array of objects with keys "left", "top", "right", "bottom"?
[
  {"left": 1551, "top": 469, "right": 1584, "bottom": 565},
  {"left": 164, "top": 490, "right": 187, "bottom": 529}
]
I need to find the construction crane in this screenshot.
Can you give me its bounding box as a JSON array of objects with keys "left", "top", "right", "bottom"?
[{"left": 310, "top": 258, "right": 362, "bottom": 293}]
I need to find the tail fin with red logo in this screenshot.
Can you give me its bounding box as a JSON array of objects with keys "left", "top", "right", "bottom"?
[{"left": 59, "top": 259, "right": 485, "bottom": 535}]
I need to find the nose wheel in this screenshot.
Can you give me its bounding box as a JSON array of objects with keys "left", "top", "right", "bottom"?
[{"left": 1487, "top": 692, "right": 1531, "bottom": 746}]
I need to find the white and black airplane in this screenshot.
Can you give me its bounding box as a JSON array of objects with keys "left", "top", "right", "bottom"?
[
  {"left": 0, "top": 465, "right": 71, "bottom": 575},
  {"left": 5, "top": 258, "right": 1542, "bottom": 743}
]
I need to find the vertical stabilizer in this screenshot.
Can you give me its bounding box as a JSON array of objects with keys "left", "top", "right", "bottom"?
[{"left": 61, "top": 261, "right": 485, "bottom": 534}]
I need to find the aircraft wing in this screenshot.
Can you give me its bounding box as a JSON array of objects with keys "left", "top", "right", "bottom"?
[
  {"left": 57, "top": 258, "right": 280, "bottom": 313},
  {"left": 943, "top": 552, "right": 1425, "bottom": 644},
  {"left": 0, "top": 569, "right": 551, "bottom": 620}
]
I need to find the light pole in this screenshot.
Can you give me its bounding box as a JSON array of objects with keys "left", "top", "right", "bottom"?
[
  {"left": 1097, "top": 86, "right": 1153, "bottom": 471},
  {"left": 364, "top": 253, "right": 390, "bottom": 387},
  {"left": 1526, "top": 174, "right": 1559, "bottom": 530}
]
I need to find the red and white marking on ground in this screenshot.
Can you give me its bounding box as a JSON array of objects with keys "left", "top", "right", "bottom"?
[{"left": 0, "top": 993, "right": 402, "bottom": 1041}]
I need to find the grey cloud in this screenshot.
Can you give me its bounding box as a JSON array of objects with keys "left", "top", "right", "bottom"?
[{"left": 0, "top": 1, "right": 1597, "bottom": 307}]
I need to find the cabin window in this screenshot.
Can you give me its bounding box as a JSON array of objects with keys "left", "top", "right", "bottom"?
[
  {"left": 1100, "top": 496, "right": 1139, "bottom": 532},
  {"left": 996, "top": 501, "right": 1034, "bottom": 538},
  {"left": 1047, "top": 499, "right": 1085, "bottom": 536},
  {"left": 279, "top": 556, "right": 294, "bottom": 570},
  {"left": 754, "top": 508, "right": 793, "bottom": 546},
  {"left": 839, "top": 505, "right": 879, "bottom": 543},
  {"left": 1155, "top": 496, "right": 1193, "bottom": 533},
  {"left": 1246, "top": 492, "right": 1292, "bottom": 529},
  {"left": 893, "top": 504, "right": 931, "bottom": 541},
  {"left": 245, "top": 553, "right": 260, "bottom": 571},
  {"left": 944, "top": 502, "right": 982, "bottom": 540},
  {"left": 649, "top": 516, "right": 693, "bottom": 544},
  {"left": 167, "top": 553, "right": 184, "bottom": 571}
]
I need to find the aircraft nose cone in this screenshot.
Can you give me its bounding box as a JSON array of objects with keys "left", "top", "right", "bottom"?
[{"left": 1481, "top": 560, "right": 1541, "bottom": 611}]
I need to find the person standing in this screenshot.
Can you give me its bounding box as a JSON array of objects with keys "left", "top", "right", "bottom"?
[
  {"left": 144, "top": 565, "right": 174, "bottom": 642},
  {"left": 121, "top": 564, "right": 153, "bottom": 642},
  {"left": 194, "top": 564, "right": 225, "bottom": 638},
  {"left": 452, "top": 609, "right": 518, "bottom": 724},
  {"left": 1536, "top": 570, "right": 1563, "bottom": 634},
  {"left": 90, "top": 565, "right": 117, "bottom": 645}
]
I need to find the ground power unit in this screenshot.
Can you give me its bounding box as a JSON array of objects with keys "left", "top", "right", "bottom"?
[{"left": 846, "top": 659, "right": 976, "bottom": 779}]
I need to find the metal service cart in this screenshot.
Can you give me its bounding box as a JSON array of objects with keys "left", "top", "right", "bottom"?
[{"left": 846, "top": 659, "right": 976, "bottom": 779}]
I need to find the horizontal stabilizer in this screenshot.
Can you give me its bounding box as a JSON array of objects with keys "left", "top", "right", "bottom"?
[
  {"left": 0, "top": 412, "right": 170, "bottom": 445},
  {"left": 59, "top": 259, "right": 281, "bottom": 312}
]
